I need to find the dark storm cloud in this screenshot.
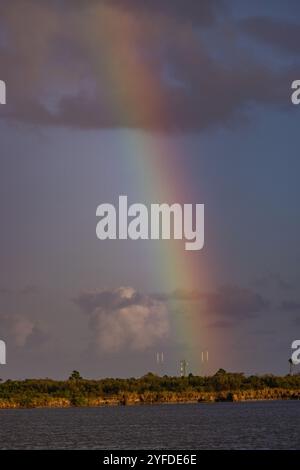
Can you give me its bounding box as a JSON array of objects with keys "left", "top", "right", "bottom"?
[
  {"left": 0, "top": 1, "right": 296, "bottom": 131},
  {"left": 155, "top": 285, "right": 269, "bottom": 320},
  {"left": 240, "top": 16, "right": 300, "bottom": 55}
]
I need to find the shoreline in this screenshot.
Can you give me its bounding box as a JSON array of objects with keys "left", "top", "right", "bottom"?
[{"left": 0, "top": 388, "right": 299, "bottom": 409}]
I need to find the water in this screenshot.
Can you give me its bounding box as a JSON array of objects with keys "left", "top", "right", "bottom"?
[{"left": 0, "top": 401, "right": 299, "bottom": 449}]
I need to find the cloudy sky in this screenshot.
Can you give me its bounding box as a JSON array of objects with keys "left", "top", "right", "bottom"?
[{"left": 0, "top": 0, "right": 300, "bottom": 379}]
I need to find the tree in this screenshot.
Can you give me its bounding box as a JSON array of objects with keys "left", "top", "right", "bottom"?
[
  {"left": 69, "top": 370, "right": 82, "bottom": 381},
  {"left": 214, "top": 368, "right": 227, "bottom": 376}
]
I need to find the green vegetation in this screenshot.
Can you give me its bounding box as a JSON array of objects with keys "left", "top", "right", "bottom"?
[{"left": 0, "top": 369, "right": 299, "bottom": 408}]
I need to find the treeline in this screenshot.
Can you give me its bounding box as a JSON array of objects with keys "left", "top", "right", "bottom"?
[{"left": 0, "top": 369, "right": 299, "bottom": 408}]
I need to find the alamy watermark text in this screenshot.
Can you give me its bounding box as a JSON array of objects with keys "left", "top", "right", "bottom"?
[{"left": 96, "top": 195, "right": 204, "bottom": 251}]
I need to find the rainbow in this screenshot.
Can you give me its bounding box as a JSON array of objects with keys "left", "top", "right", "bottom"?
[{"left": 85, "top": 4, "right": 217, "bottom": 374}]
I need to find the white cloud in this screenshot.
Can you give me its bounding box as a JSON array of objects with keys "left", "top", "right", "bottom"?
[{"left": 75, "top": 287, "right": 169, "bottom": 353}]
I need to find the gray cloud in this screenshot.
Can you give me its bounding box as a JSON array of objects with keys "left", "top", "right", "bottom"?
[
  {"left": 74, "top": 287, "right": 169, "bottom": 353},
  {"left": 0, "top": 313, "right": 45, "bottom": 348},
  {"left": 203, "top": 286, "right": 269, "bottom": 319},
  {"left": 74, "top": 288, "right": 155, "bottom": 315},
  {"left": 156, "top": 285, "right": 269, "bottom": 321},
  {"left": 153, "top": 288, "right": 202, "bottom": 302}
]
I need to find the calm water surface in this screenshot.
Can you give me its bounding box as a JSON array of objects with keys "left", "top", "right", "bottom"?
[{"left": 0, "top": 401, "right": 299, "bottom": 449}]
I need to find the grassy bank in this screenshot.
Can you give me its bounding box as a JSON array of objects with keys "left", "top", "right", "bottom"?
[{"left": 0, "top": 369, "right": 299, "bottom": 408}]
